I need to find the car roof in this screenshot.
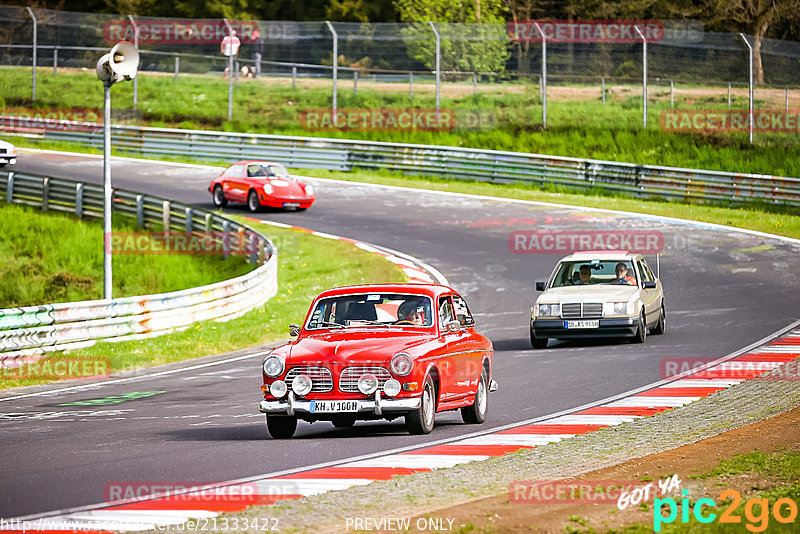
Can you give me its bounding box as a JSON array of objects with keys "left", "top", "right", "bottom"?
[
  {"left": 315, "top": 283, "right": 453, "bottom": 300},
  {"left": 231, "top": 160, "right": 284, "bottom": 166},
  {"left": 560, "top": 251, "right": 643, "bottom": 261}
]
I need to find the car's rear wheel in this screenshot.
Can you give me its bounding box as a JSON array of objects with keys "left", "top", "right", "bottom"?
[
  {"left": 461, "top": 368, "right": 488, "bottom": 424},
  {"left": 266, "top": 415, "right": 297, "bottom": 439},
  {"left": 247, "top": 190, "right": 262, "bottom": 212},
  {"left": 652, "top": 304, "right": 666, "bottom": 335},
  {"left": 633, "top": 310, "right": 647, "bottom": 343},
  {"left": 331, "top": 415, "right": 356, "bottom": 428},
  {"left": 212, "top": 185, "right": 227, "bottom": 208},
  {"left": 406, "top": 375, "right": 436, "bottom": 435},
  {"left": 530, "top": 327, "right": 548, "bottom": 349}
]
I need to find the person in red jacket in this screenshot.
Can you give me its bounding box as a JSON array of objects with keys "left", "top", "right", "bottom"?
[{"left": 612, "top": 262, "right": 636, "bottom": 285}]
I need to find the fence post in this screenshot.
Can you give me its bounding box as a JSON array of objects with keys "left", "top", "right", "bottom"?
[
  {"left": 602, "top": 77, "right": 605, "bottom": 104},
  {"left": 786, "top": 87, "right": 789, "bottom": 113},
  {"left": 728, "top": 84, "right": 731, "bottom": 107},
  {"left": 670, "top": 80, "right": 674, "bottom": 108},
  {"left": 429, "top": 21, "right": 440, "bottom": 116},
  {"left": 292, "top": 66, "right": 297, "bottom": 90},
  {"left": 127, "top": 15, "right": 139, "bottom": 111},
  {"left": 739, "top": 33, "right": 754, "bottom": 144},
  {"left": 75, "top": 183, "right": 84, "bottom": 217},
  {"left": 353, "top": 70, "right": 358, "bottom": 96},
  {"left": 205, "top": 213, "right": 213, "bottom": 232},
  {"left": 224, "top": 18, "right": 234, "bottom": 122},
  {"left": 185, "top": 207, "right": 193, "bottom": 233},
  {"left": 26, "top": 7, "right": 37, "bottom": 102},
  {"left": 473, "top": 72, "right": 477, "bottom": 97},
  {"left": 532, "top": 22, "right": 547, "bottom": 129},
  {"left": 162, "top": 200, "right": 170, "bottom": 233},
  {"left": 136, "top": 194, "right": 144, "bottom": 228},
  {"left": 53, "top": 47, "right": 57, "bottom": 76},
  {"left": 326, "top": 21, "right": 338, "bottom": 126},
  {"left": 635, "top": 26, "right": 647, "bottom": 128},
  {"left": 5, "top": 172, "right": 13, "bottom": 203},
  {"left": 42, "top": 176, "right": 49, "bottom": 212},
  {"left": 174, "top": 56, "right": 179, "bottom": 82},
  {"left": 409, "top": 72, "right": 413, "bottom": 99},
  {"left": 222, "top": 220, "right": 231, "bottom": 258}
]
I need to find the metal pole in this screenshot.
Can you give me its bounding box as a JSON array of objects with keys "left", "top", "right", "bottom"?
[
  {"left": 53, "top": 47, "right": 57, "bottom": 76},
  {"left": 728, "top": 84, "right": 731, "bottom": 107},
  {"left": 473, "top": 72, "right": 477, "bottom": 96},
  {"left": 635, "top": 26, "right": 647, "bottom": 128},
  {"left": 224, "top": 19, "right": 234, "bottom": 122},
  {"left": 353, "top": 70, "right": 358, "bottom": 96},
  {"left": 26, "top": 7, "right": 37, "bottom": 102},
  {"left": 292, "top": 66, "right": 297, "bottom": 90},
  {"left": 429, "top": 21, "right": 440, "bottom": 116},
  {"left": 103, "top": 82, "right": 112, "bottom": 300},
  {"left": 409, "top": 72, "right": 413, "bottom": 99},
  {"left": 326, "top": 21, "right": 338, "bottom": 126},
  {"left": 533, "top": 22, "right": 546, "bottom": 129},
  {"left": 739, "top": 33, "right": 753, "bottom": 143},
  {"left": 602, "top": 77, "right": 605, "bottom": 104},
  {"left": 786, "top": 87, "right": 789, "bottom": 113},
  {"left": 174, "top": 56, "right": 179, "bottom": 82},
  {"left": 128, "top": 15, "right": 139, "bottom": 110},
  {"left": 670, "top": 80, "right": 674, "bottom": 108}
]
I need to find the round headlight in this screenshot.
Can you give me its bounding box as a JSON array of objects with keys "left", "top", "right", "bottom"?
[
  {"left": 390, "top": 353, "right": 413, "bottom": 376},
  {"left": 263, "top": 183, "right": 274, "bottom": 194},
  {"left": 262, "top": 355, "right": 284, "bottom": 378},
  {"left": 291, "top": 374, "right": 313, "bottom": 396},
  {"left": 383, "top": 378, "right": 401, "bottom": 397},
  {"left": 357, "top": 373, "right": 379, "bottom": 395},
  {"left": 269, "top": 380, "right": 287, "bottom": 398},
  {"left": 304, "top": 184, "right": 314, "bottom": 196}
]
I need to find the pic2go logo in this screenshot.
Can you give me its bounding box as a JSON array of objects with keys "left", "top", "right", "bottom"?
[{"left": 654, "top": 489, "right": 799, "bottom": 532}]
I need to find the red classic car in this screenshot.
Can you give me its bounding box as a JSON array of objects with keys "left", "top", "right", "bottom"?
[
  {"left": 209, "top": 160, "right": 315, "bottom": 212},
  {"left": 258, "top": 283, "right": 497, "bottom": 438}
]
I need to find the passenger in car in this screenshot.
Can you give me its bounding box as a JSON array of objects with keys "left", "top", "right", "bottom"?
[{"left": 572, "top": 265, "right": 593, "bottom": 285}]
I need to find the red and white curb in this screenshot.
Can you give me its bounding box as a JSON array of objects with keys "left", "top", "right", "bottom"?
[
  {"left": 253, "top": 219, "right": 447, "bottom": 286},
  {"left": 11, "top": 324, "right": 800, "bottom": 532}
]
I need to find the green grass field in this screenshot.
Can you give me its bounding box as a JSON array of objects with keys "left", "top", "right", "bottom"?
[
  {"left": 3, "top": 66, "right": 800, "bottom": 177},
  {"left": 0, "top": 203, "right": 252, "bottom": 307}
]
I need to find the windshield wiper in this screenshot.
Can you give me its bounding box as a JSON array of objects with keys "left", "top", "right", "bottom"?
[
  {"left": 315, "top": 321, "right": 347, "bottom": 329},
  {"left": 352, "top": 320, "right": 392, "bottom": 329}
]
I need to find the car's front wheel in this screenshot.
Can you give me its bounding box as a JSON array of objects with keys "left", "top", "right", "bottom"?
[
  {"left": 461, "top": 368, "right": 488, "bottom": 424},
  {"left": 247, "top": 189, "right": 262, "bottom": 212},
  {"left": 266, "top": 415, "right": 297, "bottom": 438},
  {"left": 633, "top": 310, "right": 647, "bottom": 343},
  {"left": 212, "top": 185, "right": 227, "bottom": 208},
  {"left": 406, "top": 375, "right": 436, "bottom": 435},
  {"left": 530, "top": 327, "right": 548, "bottom": 349}
]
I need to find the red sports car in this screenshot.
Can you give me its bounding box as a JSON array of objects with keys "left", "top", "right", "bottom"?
[
  {"left": 258, "top": 283, "right": 497, "bottom": 438},
  {"left": 209, "top": 160, "right": 315, "bottom": 212}
]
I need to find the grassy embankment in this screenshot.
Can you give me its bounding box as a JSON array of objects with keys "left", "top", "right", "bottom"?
[
  {"left": 0, "top": 206, "right": 405, "bottom": 390},
  {"left": 2, "top": 66, "right": 800, "bottom": 177}
]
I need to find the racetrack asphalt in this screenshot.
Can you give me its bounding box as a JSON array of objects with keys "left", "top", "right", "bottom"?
[{"left": 1, "top": 151, "right": 798, "bottom": 519}]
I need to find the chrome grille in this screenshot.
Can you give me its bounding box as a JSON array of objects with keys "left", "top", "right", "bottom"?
[
  {"left": 284, "top": 366, "right": 333, "bottom": 393},
  {"left": 561, "top": 303, "right": 603, "bottom": 319},
  {"left": 339, "top": 366, "right": 392, "bottom": 393}
]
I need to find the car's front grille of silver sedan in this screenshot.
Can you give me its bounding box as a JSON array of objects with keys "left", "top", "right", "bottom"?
[
  {"left": 284, "top": 366, "right": 333, "bottom": 392},
  {"left": 561, "top": 303, "right": 603, "bottom": 319},
  {"left": 339, "top": 366, "right": 392, "bottom": 393}
]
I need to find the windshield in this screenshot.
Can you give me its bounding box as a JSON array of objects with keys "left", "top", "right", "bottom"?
[
  {"left": 550, "top": 260, "right": 638, "bottom": 288},
  {"left": 306, "top": 293, "right": 434, "bottom": 329},
  {"left": 247, "top": 163, "right": 291, "bottom": 179}
]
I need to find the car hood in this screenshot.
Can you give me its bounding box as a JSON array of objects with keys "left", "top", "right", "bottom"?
[
  {"left": 538, "top": 285, "right": 639, "bottom": 302},
  {"left": 252, "top": 178, "right": 308, "bottom": 195},
  {"left": 288, "top": 330, "right": 434, "bottom": 365}
]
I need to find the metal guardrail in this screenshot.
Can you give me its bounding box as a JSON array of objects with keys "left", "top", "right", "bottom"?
[
  {"left": 0, "top": 170, "right": 278, "bottom": 364},
  {"left": 3, "top": 116, "right": 799, "bottom": 208}
]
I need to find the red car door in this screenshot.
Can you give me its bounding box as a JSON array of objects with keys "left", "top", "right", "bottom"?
[{"left": 436, "top": 295, "right": 476, "bottom": 404}]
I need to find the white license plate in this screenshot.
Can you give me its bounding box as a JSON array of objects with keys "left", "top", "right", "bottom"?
[
  {"left": 310, "top": 400, "right": 359, "bottom": 413},
  {"left": 283, "top": 202, "right": 300, "bottom": 208},
  {"left": 564, "top": 320, "right": 600, "bottom": 329}
]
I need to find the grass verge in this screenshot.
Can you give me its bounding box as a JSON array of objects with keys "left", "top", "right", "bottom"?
[
  {"left": 0, "top": 220, "right": 406, "bottom": 390},
  {"left": 0, "top": 203, "right": 252, "bottom": 307}
]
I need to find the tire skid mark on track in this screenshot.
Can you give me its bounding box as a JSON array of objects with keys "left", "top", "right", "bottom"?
[{"left": 16, "top": 326, "right": 800, "bottom": 531}]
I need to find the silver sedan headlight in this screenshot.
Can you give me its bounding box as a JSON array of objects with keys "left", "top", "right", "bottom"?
[
  {"left": 604, "top": 302, "right": 634, "bottom": 316},
  {"left": 536, "top": 303, "right": 560, "bottom": 317},
  {"left": 262, "top": 355, "right": 284, "bottom": 378}
]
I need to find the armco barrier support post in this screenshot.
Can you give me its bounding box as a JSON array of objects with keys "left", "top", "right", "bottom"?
[
  {"left": 26, "top": 7, "right": 37, "bottom": 102},
  {"left": 205, "top": 213, "right": 213, "bottom": 232},
  {"left": 75, "top": 183, "right": 84, "bottom": 217},
  {"left": 136, "top": 194, "right": 144, "bottom": 228},
  {"left": 185, "top": 207, "right": 193, "bottom": 233},
  {"left": 162, "top": 200, "right": 170, "bottom": 234},
  {"left": 42, "top": 177, "right": 49, "bottom": 212},
  {"left": 222, "top": 220, "right": 231, "bottom": 258},
  {"left": 6, "top": 172, "right": 14, "bottom": 204}
]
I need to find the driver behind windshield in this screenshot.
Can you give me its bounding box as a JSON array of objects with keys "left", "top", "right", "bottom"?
[
  {"left": 397, "top": 299, "right": 425, "bottom": 325},
  {"left": 612, "top": 262, "right": 636, "bottom": 285}
]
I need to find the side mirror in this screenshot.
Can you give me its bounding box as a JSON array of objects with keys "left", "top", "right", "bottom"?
[
  {"left": 289, "top": 323, "right": 300, "bottom": 337},
  {"left": 643, "top": 281, "right": 657, "bottom": 289},
  {"left": 535, "top": 282, "right": 546, "bottom": 291},
  {"left": 446, "top": 320, "right": 461, "bottom": 332}
]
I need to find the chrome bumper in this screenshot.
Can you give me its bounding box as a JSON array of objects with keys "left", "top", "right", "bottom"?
[{"left": 259, "top": 391, "right": 421, "bottom": 417}]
